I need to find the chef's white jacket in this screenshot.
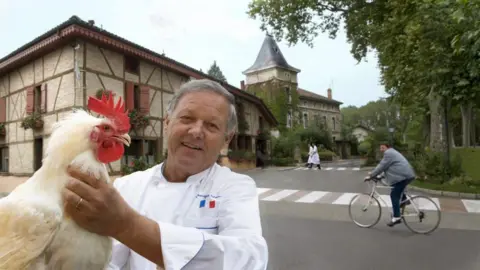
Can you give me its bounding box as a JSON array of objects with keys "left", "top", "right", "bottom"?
[{"left": 107, "top": 162, "right": 268, "bottom": 270}]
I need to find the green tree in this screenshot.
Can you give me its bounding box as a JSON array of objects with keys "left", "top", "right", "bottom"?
[
  {"left": 207, "top": 60, "right": 227, "bottom": 82},
  {"left": 247, "top": 0, "right": 480, "bottom": 151}
]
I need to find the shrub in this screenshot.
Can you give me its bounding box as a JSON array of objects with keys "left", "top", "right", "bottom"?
[
  {"left": 271, "top": 157, "right": 296, "bottom": 166},
  {"left": 358, "top": 141, "right": 371, "bottom": 156},
  {"left": 412, "top": 150, "right": 464, "bottom": 184},
  {"left": 318, "top": 150, "right": 337, "bottom": 161},
  {"left": 121, "top": 156, "right": 155, "bottom": 175}
]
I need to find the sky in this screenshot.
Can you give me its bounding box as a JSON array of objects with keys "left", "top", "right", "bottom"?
[{"left": 0, "top": 0, "right": 388, "bottom": 108}]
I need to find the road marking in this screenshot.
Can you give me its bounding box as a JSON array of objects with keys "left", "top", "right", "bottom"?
[
  {"left": 288, "top": 167, "right": 361, "bottom": 171},
  {"left": 257, "top": 188, "right": 271, "bottom": 196},
  {"left": 256, "top": 188, "right": 477, "bottom": 214},
  {"left": 262, "top": 189, "right": 299, "bottom": 201},
  {"left": 296, "top": 191, "right": 329, "bottom": 203},
  {"left": 332, "top": 193, "right": 358, "bottom": 205},
  {"left": 462, "top": 200, "right": 480, "bottom": 213}
]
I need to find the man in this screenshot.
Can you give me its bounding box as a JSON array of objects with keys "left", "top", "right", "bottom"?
[
  {"left": 307, "top": 143, "right": 321, "bottom": 170},
  {"left": 366, "top": 142, "right": 416, "bottom": 227},
  {"left": 62, "top": 79, "right": 268, "bottom": 269}
]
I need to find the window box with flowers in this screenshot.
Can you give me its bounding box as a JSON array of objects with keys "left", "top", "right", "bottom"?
[
  {"left": 21, "top": 112, "right": 43, "bottom": 130},
  {"left": 95, "top": 89, "right": 115, "bottom": 99},
  {"left": 128, "top": 110, "right": 149, "bottom": 130},
  {"left": 121, "top": 156, "right": 154, "bottom": 175},
  {"left": 0, "top": 123, "right": 5, "bottom": 136}
]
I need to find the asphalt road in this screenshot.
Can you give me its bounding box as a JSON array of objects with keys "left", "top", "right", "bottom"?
[{"left": 246, "top": 160, "right": 480, "bottom": 270}]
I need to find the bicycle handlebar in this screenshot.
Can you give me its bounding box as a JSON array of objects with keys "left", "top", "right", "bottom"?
[{"left": 364, "top": 174, "right": 385, "bottom": 182}]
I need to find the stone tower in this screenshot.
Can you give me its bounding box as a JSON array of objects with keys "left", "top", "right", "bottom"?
[{"left": 242, "top": 34, "right": 301, "bottom": 130}]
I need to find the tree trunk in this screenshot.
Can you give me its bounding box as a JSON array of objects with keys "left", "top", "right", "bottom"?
[
  {"left": 460, "top": 102, "right": 473, "bottom": 147},
  {"left": 422, "top": 113, "right": 430, "bottom": 147},
  {"left": 428, "top": 90, "right": 447, "bottom": 152},
  {"left": 471, "top": 107, "right": 477, "bottom": 146}
]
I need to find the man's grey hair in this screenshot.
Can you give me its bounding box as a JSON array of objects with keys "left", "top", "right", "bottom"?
[{"left": 166, "top": 79, "right": 238, "bottom": 133}]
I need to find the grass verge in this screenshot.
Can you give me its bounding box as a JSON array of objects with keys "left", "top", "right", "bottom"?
[{"left": 411, "top": 180, "right": 480, "bottom": 194}]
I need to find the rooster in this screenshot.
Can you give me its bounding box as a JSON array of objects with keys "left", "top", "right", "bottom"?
[{"left": 0, "top": 93, "right": 132, "bottom": 269}]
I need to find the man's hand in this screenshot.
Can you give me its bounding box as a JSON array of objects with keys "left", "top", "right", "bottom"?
[{"left": 62, "top": 166, "right": 135, "bottom": 238}]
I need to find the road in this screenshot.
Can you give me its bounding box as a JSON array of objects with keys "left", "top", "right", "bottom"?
[{"left": 245, "top": 160, "right": 480, "bottom": 270}]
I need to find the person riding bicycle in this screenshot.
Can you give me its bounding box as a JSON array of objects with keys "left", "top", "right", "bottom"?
[{"left": 365, "top": 142, "right": 416, "bottom": 227}]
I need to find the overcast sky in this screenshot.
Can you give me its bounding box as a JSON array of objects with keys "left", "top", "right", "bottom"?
[{"left": 0, "top": 0, "right": 387, "bottom": 107}]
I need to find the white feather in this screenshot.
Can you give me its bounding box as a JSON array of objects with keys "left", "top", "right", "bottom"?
[{"left": 0, "top": 108, "right": 116, "bottom": 269}]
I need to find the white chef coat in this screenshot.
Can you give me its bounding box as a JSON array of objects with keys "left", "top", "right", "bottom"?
[{"left": 106, "top": 162, "right": 268, "bottom": 270}]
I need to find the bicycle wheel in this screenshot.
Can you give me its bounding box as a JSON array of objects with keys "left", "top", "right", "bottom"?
[
  {"left": 348, "top": 193, "right": 382, "bottom": 228},
  {"left": 402, "top": 195, "right": 441, "bottom": 234}
]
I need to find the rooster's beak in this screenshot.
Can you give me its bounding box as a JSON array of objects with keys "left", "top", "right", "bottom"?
[{"left": 114, "top": 134, "right": 131, "bottom": 147}]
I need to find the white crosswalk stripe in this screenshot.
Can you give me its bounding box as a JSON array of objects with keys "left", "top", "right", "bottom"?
[
  {"left": 256, "top": 187, "right": 480, "bottom": 214},
  {"left": 287, "top": 167, "right": 361, "bottom": 171}
]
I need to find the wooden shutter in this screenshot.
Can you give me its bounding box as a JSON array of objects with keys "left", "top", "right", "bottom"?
[
  {"left": 0, "top": 97, "right": 6, "bottom": 122},
  {"left": 40, "top": 83, "right": 47, "bottom": 113},
  {"left": 125, "top": 82, "right": 135, "bottom": 110},
  {"left": 139, "top": 85, "right": 150, "bottom": 114},
  {"left": 26, "top": 87, "right": 34, "bottom": 114}
]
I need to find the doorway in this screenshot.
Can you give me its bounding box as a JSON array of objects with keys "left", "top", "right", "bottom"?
[{"left": 34, "top": 138, "right": 43, "bottom": 171}]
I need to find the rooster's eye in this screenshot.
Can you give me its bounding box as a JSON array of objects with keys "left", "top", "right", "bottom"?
[{"left": 103, "top": 125, "right": 111, "bottom": 131}]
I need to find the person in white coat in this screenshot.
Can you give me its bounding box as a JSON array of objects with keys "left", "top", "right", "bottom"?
[
  {"left": 62, "top": 79, "right": 269, "bottom": 270},
  {"left": 307, "top": 143, "right": 321, "bottom": 170},
  {"left": 306, "top": 143, "right": 314, "bottom": 167}
]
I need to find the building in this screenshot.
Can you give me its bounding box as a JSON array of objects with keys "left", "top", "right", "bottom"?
[
  {"left": 242, "top": 34, "right": 343, "bottom": 141},
  {"left": 352, "top": 125, "right": 372, "bottom": 143},
  {"left": 0, "top": 16, "right": 277, "bottom": 176}
]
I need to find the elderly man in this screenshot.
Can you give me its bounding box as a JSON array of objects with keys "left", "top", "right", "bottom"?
[{"left": 62, "top": 79, "right": 268, "bottom": 269}]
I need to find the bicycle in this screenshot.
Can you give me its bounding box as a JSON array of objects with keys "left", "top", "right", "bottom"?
[{"left": 348, "top": 174, "right": 441, "bottom": 234}]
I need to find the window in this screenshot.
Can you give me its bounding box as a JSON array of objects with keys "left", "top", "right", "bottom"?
[
  {"left": 287, "top": 111, "right": 292, "bottom": 128},
  {"left": 122, "top": 139, "right": 142, "bottom": 166},
  {"left": 125, "top": 55, "right": 139, "bottom": 74},
  {"left": 303, "top": 113, "right": 308, "bottom": 128},
  {"left": 34, "top": 85, "right": 41, "bottom": 112},
  {"left": 285, "top": 87, "right": 291, "bottom": 104},
  {"left": 332, "top": 117, "right": 336, "bottom": 130},
  {"left": 0, "top": 147, "right": 8, "bottom": 172},
  {"left": 134, "top": 84, "right": 141, "bottom": 109},
  {"left": 258, "top": 116, "right": 264, "bottom": 132},
  {"left": 143, "top": 140, "right": 157, "bottom": 165}
]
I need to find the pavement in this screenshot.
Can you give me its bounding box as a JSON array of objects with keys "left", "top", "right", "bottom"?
[{"left": 244, "top": 159, "right": 480, "bottom": 270}]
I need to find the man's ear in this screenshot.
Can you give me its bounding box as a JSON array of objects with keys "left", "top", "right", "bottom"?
[
  {"left": 164, "top": 115, "right": 170, "bottom": 131},
  {"left": 224, "top": 132, "right": 234, "bottom": 145}
]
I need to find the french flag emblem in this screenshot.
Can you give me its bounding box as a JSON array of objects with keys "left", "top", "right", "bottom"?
[{"left": 199, "top": 199, "right": 216, "bottom": 208}]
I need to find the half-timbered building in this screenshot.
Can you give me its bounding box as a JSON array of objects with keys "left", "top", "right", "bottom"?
[{"left": 0, "top": 16, "right": 277, "bottom": 176}]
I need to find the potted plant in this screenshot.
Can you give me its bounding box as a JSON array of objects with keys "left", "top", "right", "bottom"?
[
  {"left": 128, "top": 110, "right": 149, "bottom": 129},
  {"left": 21, "top": 112, "right": 43, "bottom": 130},
  {"left": 0, "top": 123, "right": 5, "bottom": 136}
]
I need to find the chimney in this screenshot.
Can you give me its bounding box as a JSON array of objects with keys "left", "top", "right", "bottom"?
[
  {"left": 240, "top": 80, "right": 245, "bottom": 90},
  {"left": 327, "top": 88, "right": 332, "bottom": 99}
]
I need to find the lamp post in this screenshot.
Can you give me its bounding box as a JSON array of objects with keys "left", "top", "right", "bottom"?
[{"left": 388, "top": 127, "right": 395, "bottom": 146}]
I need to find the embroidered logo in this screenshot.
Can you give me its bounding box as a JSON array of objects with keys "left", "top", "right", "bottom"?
[{"left": 197, "top": 194, "right": 220, "bottom": 209}]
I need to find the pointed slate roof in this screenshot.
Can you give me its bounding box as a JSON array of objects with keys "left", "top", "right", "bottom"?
[{"left": 243, "top": 34, "right": 300, "bottom": 74}]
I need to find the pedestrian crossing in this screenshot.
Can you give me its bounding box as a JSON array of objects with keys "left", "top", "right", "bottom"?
[
  {"left": 257, "top": 187, "right": 480, "bottom": 214},
  {"left": 290, "top": 167, "right": 361, "bottom": 171}
]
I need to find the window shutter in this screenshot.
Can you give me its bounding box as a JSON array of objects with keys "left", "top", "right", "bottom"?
[
  {"left": 125, "top": 82, "right": 134, "bottom": 110},
  {"left": 0, "top": 97, "right": 6, "bottom": 122},
  {"left": 26, "top": 87, "right": 34, "bottom": 114},
  {"left": 139, "top": 85, "right": 150, "bottom": 114},
  {"left": 40, "top": 83, "right": 47, "bottom": 113}
]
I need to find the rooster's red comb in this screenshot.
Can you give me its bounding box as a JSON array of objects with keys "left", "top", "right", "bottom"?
[{"left": 87, "top": 91, "right": 131, "bottom": 133}]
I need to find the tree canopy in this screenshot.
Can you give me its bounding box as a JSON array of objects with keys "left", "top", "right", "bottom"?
[{"left": 207, "top": 60, "right": 228, "bottom": 82}]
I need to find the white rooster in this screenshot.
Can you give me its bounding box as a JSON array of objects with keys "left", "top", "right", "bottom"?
[{"left": 0, "top": 93, "right": 132, "bottom": 269}]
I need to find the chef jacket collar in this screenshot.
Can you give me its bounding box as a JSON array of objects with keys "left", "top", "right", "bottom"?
[{"left": 151, "top": 162, "right": 215, "bottom": 186}]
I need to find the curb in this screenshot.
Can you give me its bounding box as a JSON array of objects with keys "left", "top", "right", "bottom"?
[{"left": 409, "top": 185, "right": 480, "bottom": 200}]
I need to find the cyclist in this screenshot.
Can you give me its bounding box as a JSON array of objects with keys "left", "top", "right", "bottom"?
[{"left": 365, "top": 142, "right": 416, "bottom": 227}]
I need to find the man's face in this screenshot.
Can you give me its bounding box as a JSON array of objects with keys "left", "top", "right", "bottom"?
[
  {"left": 380, "top": 145, "right": 388, "bottom": 153},
  {"left": 164, "top": 91, "right": 232, "bottom": 174}
]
